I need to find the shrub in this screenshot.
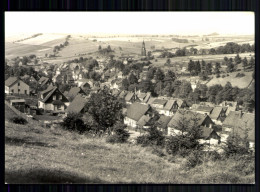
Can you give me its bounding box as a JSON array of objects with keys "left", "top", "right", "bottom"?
[
  {"left": 232, "top": 154, "right": 255, "bottom": 176},
  {"left": 136, "top": 126, "right": 165, "bottom": 147},
  {"left": 222, "top": 75, "right": 226, "bottom": 78},
  {"left": 60, "top": 113, "right": 89, "bottom": 134},
  {"left": 151, "top": 147, "right": 166, "bottom": 157},
  {"left": 235, "top": 73, "right": 245, "bottom": 78},
  {"left": 106, "top": 122, "right": 130, "bottom": 143},
  {"left": 185, "top": 150, "right": 203, "bottom": 169},
  {"left": 216, "top": 74, "right": 220, "bottom": 78},
  {"left": 9, "top": 117, "right": 28, "bottom": 124}
]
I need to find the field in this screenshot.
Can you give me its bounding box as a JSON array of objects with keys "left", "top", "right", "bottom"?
[
  {"left": 5, "top": 106, "right": 254, "bottom": 184},
  {"left": 5, "top": 33, "right": 254, "bottom": 61},
  {"left": 206, "top": 71, "right": 253, "bottom": 88}
]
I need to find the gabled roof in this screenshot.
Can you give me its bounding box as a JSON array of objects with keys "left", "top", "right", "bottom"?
[
  {"left": 143, "top": 92, "right": 151, "bottom": 103},
  {"left": 200, "top": 127, "right": 220, "bottom": 140},
  {"left": 167, "top": 110, "right": 210, "bottom": 129},
  {"left": 196, "top": 106, "right": 214, "bottom": 113},
  {"left": 222, "top": 111, "right": 242, "bottom": 128},
  {"left": 38, "top": 76, "right": 50, "bottom": 86},
  {"left": 67, "top": 87, "right": 86, "bottom": 101},
  {"left": 125, "top": 92, "right": 135, "bottom": 102},
  {"left": 137, "top": 115, "right": 151, "bottom": 127},
  {"left": 40, "top": 87, "right": 57, "bottom": 102},
  {"left": 164, "top": 99, "right": 177, "bottom": 111},
  {"left": 5, "top": 77, "right": 19, "bottom": 87},
  {"left": 147, "top": 97, "right": 156, "bottom": 105},
  {"left": 119, "top": 90, "right": 128, "bottom": 98},
  {"left": 223, "top": 111, "right": 255, "bottom": 139},
  {"left": 152, "top": 99, "right": 167, "bottom": 106},
  {"left": 210, "top": 106, "right": 224, "bottom": 120},
  {"left": 66, "top": 95, "right": 88, "bottom": 114},
  {"left": 137, "top": 92, "right": 147, "bottom": 100},
  {"left": 157, "top": 115, "right": 172, "bottom": 129},
  {"left": 126, "top": 102, "right": 150, "bottom": 121}
]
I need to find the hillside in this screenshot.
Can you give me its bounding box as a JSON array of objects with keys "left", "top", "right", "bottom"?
[
  {"left": 5, "top": 106, "right": 254, "bottom": 184},
  {"left": 206, "top": 71, "right": 253, "bottom": 88}
]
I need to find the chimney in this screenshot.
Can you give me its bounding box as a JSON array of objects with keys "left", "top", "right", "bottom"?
[{"left": 204, "top": 113, "right": 207, "bottom": 117}]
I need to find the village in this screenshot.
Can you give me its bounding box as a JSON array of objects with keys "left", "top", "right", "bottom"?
[{"left": 5, "top": 38, "right": 255, "bottom": 154}]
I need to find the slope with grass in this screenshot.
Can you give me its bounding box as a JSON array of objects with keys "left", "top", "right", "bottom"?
[
  {"left": 5, "top": 107, "right": 254, "bottom": 184},
  {"left": 206, "top": 71, "right": 253, "bottom": 88}
]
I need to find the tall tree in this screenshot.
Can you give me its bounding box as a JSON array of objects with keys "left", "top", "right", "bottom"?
[
  {"left": 86, "top": 87, "right": 124, "bottom": 134},
  {"left": 242, "top": 57, "right": 248, "bottom": 71},
  {"left": 234, "top": 54, "right": 242, "bottom": 64},
  {"left": 205, "top": 62, "right": 212, "bottom": 75}
]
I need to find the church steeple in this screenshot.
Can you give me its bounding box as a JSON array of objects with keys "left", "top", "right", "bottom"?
[{"left": 141, "top": 40, "right": 146, "bottom": 56}]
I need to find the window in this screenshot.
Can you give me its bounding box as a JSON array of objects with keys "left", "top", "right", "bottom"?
[
  {"left": 25, "top": 90, "right": 27, "bottom": 95},
  {"left": 53, "top": 95, "right": 56, "bottom": 100},
  {"left": 18, "top": 89, "right": 20, "bottom": 92},
  {"left": 18, "top": 82, "right": 20, "bottom": 86},
  {"left": 57, "top": 105, "right": 62, "bottom": 110},
  {"left": 59, "top": 95, "right": 62, "bottom": 100}
]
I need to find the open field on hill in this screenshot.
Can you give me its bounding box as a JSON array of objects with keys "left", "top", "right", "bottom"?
[
  {"left": 206, "top": 71, "right": 253, "bottom": 88},
  {"left": 5, "top": 33, "right": 254, "bottom": 61},
  {"left": 5, "top": 106, "right": 254, "bottom": 184},
  {"left": 5, "top": 42, "right": 51, "bottom": 59}
]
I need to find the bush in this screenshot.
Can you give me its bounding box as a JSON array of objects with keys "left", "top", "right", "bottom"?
[
  {"left": 235, "top": 73, "right": 245, "bottom": 78},
  {"left": 216, "top": 74, "right": 220, "bottom": 78},
  {"left": 231, "top": 154, "right": 255, "bottom": 176},
  {"left": 185, "top": 150, "right": 203, "bottom": 169},
  {"left": 106, "top": 123, "right": 130, "bottom": 143},
  {"left": 151, "top": 147, "right": 166, "bottom": 157},
  {"left": 60, "top": 113, "right": 89, "bottom": 134},
  {"left": 9, "top": 117, "right": 28, "bottom": 124},
  {"left": 222, "top": 75, "right": 226, "bottom": 78},
  {"left": 136, "top": 126, "right": 165, "bottom": 147}
]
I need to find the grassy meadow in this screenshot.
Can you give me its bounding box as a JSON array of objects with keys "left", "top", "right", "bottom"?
[{"left": 5, "top": 106, "right": 254, "bottom": 184}]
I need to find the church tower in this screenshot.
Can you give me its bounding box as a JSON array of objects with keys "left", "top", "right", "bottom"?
[{"left": 141, "top": 40, "right": 146, "bottom": 56}]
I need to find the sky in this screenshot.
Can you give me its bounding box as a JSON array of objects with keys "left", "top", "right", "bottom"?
[{"left": 5, "top": 12, "right": 254, "bottom": 36}]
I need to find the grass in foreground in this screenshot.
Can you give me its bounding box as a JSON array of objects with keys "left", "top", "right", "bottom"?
[{"left": 5, "top": 105, "right": 254, "bottom": 184}]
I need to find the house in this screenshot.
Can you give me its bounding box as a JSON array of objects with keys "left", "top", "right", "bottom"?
[
  {"left": 10, "top": 99, "right": 26, "bottom": 113},
  {"left": 38, "top": 76, "right": 52, "bottom": 87},
  {"left": 156, "top": 115, "right": 172, "bottom": 134},
  {"left": 195, "top": 106, "right": 214, "bottom": 115},
  {"left": 200, "top": 102, "right": 215, "bottom": 107},
  {"left": 198, "top": 127, "right": 221, "bottom": 145},
  {"left": 220, "top": 101, "right": 238, "bottom": 115},
  {"left": 222, "top": 111, "right": 254, "bottom": 133},
  {"left": 209, "top": 106, "right": 227, "bottom": 125},
  {"left": 66, "top": 87, "right": 87, "bottom": 101},
  {"left": 151, "top": 99, "right": 167, "bottom": 110},
  {"left": 160, "top": 99, "right": 178, "bottom": 116},
  {"left": 167, "top": 110, "right": 214, "bottom": 136},
  {"left": 222, "top": 111, "right": 255, "bottom": 149},
  {"left": 125, "top": 92, "right": 139, "bottom": 104},
  {"left": 5, "top": 77, "right": 30, "bottom": 95},
  {"left": 136, "top": 115, "right": 151, "bottom": 129},
  {"left": 175, "top": 98, "right": 189, "bottom": 109},
  {"left": 38, "top": 86, "right": 70, "bottom": 112},
  {"left": 66, "top": 95, "right": 88, "bottom": 114},
  {"left": 124, "top": 102, "right": 151, "bottom": 128}
]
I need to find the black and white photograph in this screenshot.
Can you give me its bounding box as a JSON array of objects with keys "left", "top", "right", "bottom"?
[{"left": 4, "top": 12, "right": 255, "bottom": 184}]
